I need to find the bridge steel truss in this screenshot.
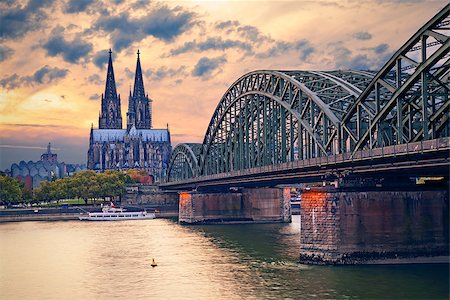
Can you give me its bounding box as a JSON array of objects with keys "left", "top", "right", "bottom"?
[
  {"left": 167, "top": 143, "right": 202, "bottom": 182},
  {"left": 166, "top": 4, "right": 449, "bottom": 183},
  {"left": 341, "top": 5, "right": 450, "bottom": 154}
]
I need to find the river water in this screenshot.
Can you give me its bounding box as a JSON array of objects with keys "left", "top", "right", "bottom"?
[{"left": 0, "top": 216, "right": 448, "bottom": 299}]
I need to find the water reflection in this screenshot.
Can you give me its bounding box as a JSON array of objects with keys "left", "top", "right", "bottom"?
[{"left": 0, "top": 216, "right": 448, "bottom": 299}]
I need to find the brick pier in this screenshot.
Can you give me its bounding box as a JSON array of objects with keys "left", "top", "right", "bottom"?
[
  {"left": 299, "top": 188, "right": 449, "bottom": 264},
  {"left": 179, "top": 188, "right": 291, "bottom": 224}
]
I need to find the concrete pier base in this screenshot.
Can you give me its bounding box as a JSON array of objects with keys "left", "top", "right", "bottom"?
[
  {"left": 179, "top": 188, "right": 291, "bottom": 224},
  {"left": 299, "top": 188, "right": 449, "bottom": 264}
]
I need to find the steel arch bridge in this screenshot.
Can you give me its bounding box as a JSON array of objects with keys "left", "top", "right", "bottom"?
[{"left": 166, "top": 5, "right": 449, "bottom": 184}]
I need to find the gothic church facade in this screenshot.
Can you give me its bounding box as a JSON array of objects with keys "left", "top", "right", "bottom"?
[{"left": 87, "top": 50, "right": 171, "bottom": 180}]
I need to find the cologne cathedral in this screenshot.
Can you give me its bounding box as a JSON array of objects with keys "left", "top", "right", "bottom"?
[{"left": 87, "top": 50, "right": 171, "bottom": 180}]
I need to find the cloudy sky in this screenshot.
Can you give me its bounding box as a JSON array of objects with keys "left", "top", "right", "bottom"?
[{"left": 0, "top": 0, "right": 447, "bottom": 170}]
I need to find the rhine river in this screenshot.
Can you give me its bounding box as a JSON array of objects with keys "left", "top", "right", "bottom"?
[{"left": 0, "top": 216, "right": 448, "bottom": 299}]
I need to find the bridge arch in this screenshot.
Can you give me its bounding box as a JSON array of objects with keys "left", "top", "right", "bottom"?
[
  {"left": 341, "top": 4, "right": 450, "bottom": 154},
  {"left": 197, "top": 70, "right": 374, "bottom": 176},
  {"left": 167, "top": 143, "right": 201, "bottom": 182}
]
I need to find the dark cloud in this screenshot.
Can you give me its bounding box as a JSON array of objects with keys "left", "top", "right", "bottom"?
[
  {"left": 256, "top": 39, "right": 315, "bottom": 60},
  {"left": 144, "top": 7, "right": 197, "bottom": 40},
  {"left": 345, "top": 54, "right": 371, "bottom": 70},
  {"left": 371, "top": 43, "right": 389, "bottom": 54},
  {"left": 169, "top": 37, "right": 252, "bottom": 56},
  {"left": 328, "top": 43, "right": 354, "bottom": 69},
  {"left": 295, "top": 40, "right": 315, "bottom": 60},
  {"left": 42, "top": 28, "right": 93, "bottom": 63},
  {"left": 192, "top": 56, "right": 227, "bottom": 78},
  {"left": 256, "top": 41, "right": 290, "bottom": 59},
  {"left": 124, "top": 67, "right": 134, "bottom": 79},
  {"left": 87, "top": 74, "right": 102, "bottom": 85},
  {"left": 92, "top": 49, "right": 111, "bottom": 69},
  {"left": 89, "top": 93, "right": 100, "bottom": 100},
  {"left": 237, "top": 25, "right": 271, "bottom": 44},
  {"left": 94, "top": 6, "right": 198, "bottom": 51},
  {"left": 214, "top": 20, "right": 270, "bottom": 45},
  {"left": 145, "top": 66, "right": 187, "bottom": 81},
  {"left": 328, "top": 42, "right": 391, "bottom": 70},
  {"left": 0, "top": 45, "right": 14, "bottom": 62},
  {"left": 33, "top": 66, "right": 68, "bottom": 84},
  {"left": 353, "top": 31, "right": 372, "bottom": 40},
  {"left": 169, "top": 41, "right": 195, "bottom": 56},
  {"left": 64, "top": 0, "right": 97, "bottom": 13},
  {"left": 214, "top": 20, "right": 240, "bottom": 30},
  {"left": 0, "top": 66, "right": 68, "bottom": 89},
  {"left": 0, "top": 0, "right": 54, "bottom": 40},
  {"left": 131, "top": 0, "right": 151, "bottom": 9},
  {"left": 0, "top": 74, "right": 20, "bottom": 89},
  {"left": 26, "top": 0, "right": 54, "bottom": 10}
]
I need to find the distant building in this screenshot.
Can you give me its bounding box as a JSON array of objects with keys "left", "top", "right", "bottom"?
[
  {"left": 87, "top": 50, "right": 171, "bottom": 180},
  {"left": 8, "top": 143, "right": 86, "bottom": 190}
]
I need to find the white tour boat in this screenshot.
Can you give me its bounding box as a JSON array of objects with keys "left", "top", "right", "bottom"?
[{"left": 79, "top": 203, "right": 156, "bottom": 221}]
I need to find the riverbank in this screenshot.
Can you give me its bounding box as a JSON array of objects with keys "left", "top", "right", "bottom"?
[
  {"left": 0, "top": 206, "right": 178, "bottom": 223},
  {"left": 365, "top": 256, "right": 449, "bottom": 264}
]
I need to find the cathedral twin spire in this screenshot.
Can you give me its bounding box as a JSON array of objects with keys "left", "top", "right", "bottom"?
[
  {"left": 98, "top": 49, "right": 152, "bottom": 130},
  {"left": 127, "top": 49, "right": 152, "bottom": 130}
]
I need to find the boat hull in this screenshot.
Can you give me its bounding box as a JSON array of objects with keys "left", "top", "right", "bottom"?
[{"left": 79, "top": 212, "right": 156, "bottom": 221}]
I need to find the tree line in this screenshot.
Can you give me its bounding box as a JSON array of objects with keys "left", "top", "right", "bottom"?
[{"left": 0, "top": 169, "right": 150, "bottom": 205}]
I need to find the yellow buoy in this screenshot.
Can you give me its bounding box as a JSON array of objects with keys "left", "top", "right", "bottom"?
[{"left": 151, "top": 258, "right": 157, "bottom": 267}]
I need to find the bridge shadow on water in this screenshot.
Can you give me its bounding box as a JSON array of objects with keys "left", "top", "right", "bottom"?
[{"left": 182, "top": 215, "right": 449, "bottom": 299}]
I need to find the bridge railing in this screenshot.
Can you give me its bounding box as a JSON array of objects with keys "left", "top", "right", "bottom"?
[{"left": 163, "top": 137, "right": 449, "bottom": 185}]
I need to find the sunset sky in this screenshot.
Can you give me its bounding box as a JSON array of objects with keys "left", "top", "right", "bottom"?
[{"left": 0, "top": 0, "right": 447, "bottom": 170}]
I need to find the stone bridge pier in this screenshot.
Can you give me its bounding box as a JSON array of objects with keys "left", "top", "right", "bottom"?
[
  {"left": 178, "top": 188, "right": 291, "bottom": 224},
  {"left": 299, "top": 187, "right": 449, "bottom": 264}
]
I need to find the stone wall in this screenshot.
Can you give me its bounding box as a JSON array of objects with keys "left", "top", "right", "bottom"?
[
  {"left": 179, "top": 188, "right": 291, "bottom": 224},
  {"left": 299, "top": 188, "right": 449, "bottom": 264},
  {"left": 123, "top": 185, "right": 179, "bottom": 206}
]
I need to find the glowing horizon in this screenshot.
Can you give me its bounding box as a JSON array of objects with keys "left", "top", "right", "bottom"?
[{"left": 0, "top": 0, "right": 447, "bottom": 170}]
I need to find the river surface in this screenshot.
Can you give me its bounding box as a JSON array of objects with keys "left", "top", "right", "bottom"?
[{"left": 0, "top": 216, "right": 448, "bottom": 299}]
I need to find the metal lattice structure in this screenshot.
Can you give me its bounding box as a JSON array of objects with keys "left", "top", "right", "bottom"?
[
  {"left": 341, "top": 6, "right": 450, "bottom": 153},
  {"left": 167, "top": 5, "right": 449, "bottom": 182},
  {"left": 167, "top": 143, "right": 202, "bottom": 182}
]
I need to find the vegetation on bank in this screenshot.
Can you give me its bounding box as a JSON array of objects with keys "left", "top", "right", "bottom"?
[
  {"left": 0, "top": 169, "right": 151, "bottom": 206},
  {"left": 0, "top": 175, "right": 22, "bottom": 204}
]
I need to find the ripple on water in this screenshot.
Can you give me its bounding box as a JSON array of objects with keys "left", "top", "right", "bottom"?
[{"left": 0, "top": 218, "right": 448, "bottom": 300}]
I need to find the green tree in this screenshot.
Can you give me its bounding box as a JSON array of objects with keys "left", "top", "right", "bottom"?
[
  {"left": 32, "top": 170, "right": 129, "bottom": 205},
  {"left": 0, "top": 175, "right": 22, "bottom": 205},
  {"left": 34, "top": 181, "right": 53, "bottom": 202},
  {"left": 50, "top": 179, "right": 67, "bottom": 203},
  {"left": 100, "top": 171, "right": 126, "bottom": 201},
  {"left": 22, "top": 188, "right": 33, "bottom": 203},
  {"left": 70, "top": 170, "right": 100, "bottom": 204}
]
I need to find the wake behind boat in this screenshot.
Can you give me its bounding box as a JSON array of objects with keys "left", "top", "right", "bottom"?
[{"left": 79, "top": 203, "right": 156, "bottom": 221}]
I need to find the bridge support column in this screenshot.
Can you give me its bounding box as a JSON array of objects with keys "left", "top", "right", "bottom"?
[
  {"left": 179, "top": 188, "right": 291, "bottom": 224},
  {"left": 299, "top": 188, "right": 449, "bottom": 264}
]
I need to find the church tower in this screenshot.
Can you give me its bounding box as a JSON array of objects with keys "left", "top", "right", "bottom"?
[
  {"left": 127, "top": 50, "right": 152, "bottom": 130},
  {"left": 99, "top": 49, "right": 122, "bottom": 129}
]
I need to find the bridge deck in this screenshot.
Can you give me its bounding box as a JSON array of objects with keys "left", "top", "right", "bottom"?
[{"left": 161, "top": 137, "right": 449, "bottom": 190}]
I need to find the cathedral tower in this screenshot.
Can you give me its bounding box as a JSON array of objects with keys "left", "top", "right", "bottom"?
[
  {"left": 88, "top": 49, "right": 171, "bottom": 179},
  {"left": 99, "top": 49, "right": 122, "bottom": 129},
  {"left": 127, "top": 50, "right": 152, "bottom": 130}
]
